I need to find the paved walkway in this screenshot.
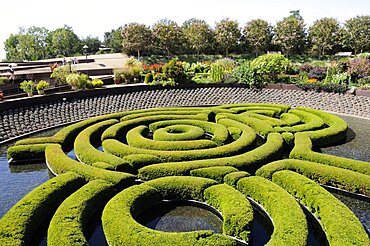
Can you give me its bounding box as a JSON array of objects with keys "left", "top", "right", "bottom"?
[{"left": 0, "top": 85, "right": 369, "bottom": 143}]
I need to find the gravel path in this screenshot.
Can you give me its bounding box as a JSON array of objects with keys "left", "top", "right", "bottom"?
[{"left": 0, "top": 86, "right": 369, "bottom": 143}]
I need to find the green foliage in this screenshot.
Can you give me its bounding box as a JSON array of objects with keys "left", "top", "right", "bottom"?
[
  {"left": 274, "top": 109, "right": 325, "bottom": 133},
  {"left": 214, "top": 18, "right": 241, "bottom": 56},
  {"left": 210, "top": 58, "right": 235, "bottom": 83},
  {"left": 162, "top": 59, "right": 187, "bottom": 83},
  {"left": 242, "top": 19, "right": 272, "bottom": 55},
  {"left": 204, "top": 184, "right": 253, "bottom": 242},
  {"left": 7, "top": 143, "right": 50, "bottom": 160},
  {"left": 36, "top": 80, "right": 49, "bottom": 90},
  {"left": 272, "top": 171, "right": 370, "bottom": 246},
  {"left": 50, "top": 65, "right": 73, "bottom": 85},
  {"left": 256, "top": 159, "right": 370, "bottom": 196},
  {"left": 237, "top": 176, "right": 308, "bottom": 246},
  {"left": 223, "top": 171, "right": 250, "bottom": 187},
  {"left": 144, "top": 73, "right": 154, "bottom": 83},
  {"left": 122, "top": 23, "right": 152, "bottom": 57},
  {"left": 0, "top": 77, "right": 9, "bottom": 85},
  {"left": 153, "top": 19, "right": 185, "bottom": 56},
  {"left": 232, "top": 61, "right": 261, "bottom": 87},
  {"left": 48, "top": 180, "right": 115, "bottom": 246},
  {"left": 251, "top": 53, "right": 290, "bottom": 82},
  {"left": 190, "top": 166, "right": 239, "bottom": 183},
  {"left": 91, "top": 78, "right": 104, "bottom": 88},
  {"left": 103, "top": 27, "right": 123, "bottom": 53},
  {"left": 182, "top": 18, "right": 215, "bottom": 55},
  {"left": 342, "top": 15, "right": 370, "bottom": 54},
  {"left": 19, "top": 80, "right": 35, "bottom": 93},
  {"left": 49, "top": 25, "right": 82, "bottom": 57},
  {"left": 0, "top": 172, "right": 86, "bottom": 245}
]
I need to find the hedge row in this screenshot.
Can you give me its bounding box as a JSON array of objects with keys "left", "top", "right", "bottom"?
[
  {"left": 237, "top": 176, "right": 308, "bottom": 246},
  {"left": 223, "top": 171, "right": 250, "bottom": 187},
  {"left": 294, "top": 107, "right": 348, "bottom": 146},
  {"left": 7, "top": 143, "right": 50, "bottom": 161},
  {"left": 74, "top": 119, "right": 133, "bottom": 172},
  {"left": 190, "top": 166, "right": 239, "bottom": 183},
  {"left": 256, "top": 159, "right": 370, "bottom": 196},
  {"left": 241, "top": 111, "right": 286, "bottom": 126},
  {"left": 153, "top": 124, "right": 205, "bottom": 141},
  {"left": 119, "top": 109, "right": 211, "bottom": 122},
  {"left": 48, "top": 179, "right": 115, "bottom": 246},
  {"left": 272, "top": 170, "right": 369, "bottom": 246},
  {"left": 290, "top": 133, "right": 370, "bottom": 175},
  {"left": 45, "top": 144, "right": 136, "bottom": 187},
  {"left": 204, "top": 184, "right": 253, "bottom": 242},
  {"left": 216, "top": 103, "right": 291, "bottom": 115},
  {"left": 101, "top": 114, "right": 208, "bottom": 141},
  {"left": 102, "top": 179, "right": 236, "bottom": 245},
  {"left": 127, "top": 125, "right": 217, "bottom": 151},
  {"left": 274, "top": 109, "right": 324, "bottom": 133},
  {"left": 0, "top": 172, "right": 86, "bottom": 245},
  {"left": 103, "top": 118, "right": 256, "bottom": 163},
  {"left": 138, "top": 132, "right": 283, "bottom": 180},
  {"left": 149, "top": 119, "right": 230, "bottom": 145}
]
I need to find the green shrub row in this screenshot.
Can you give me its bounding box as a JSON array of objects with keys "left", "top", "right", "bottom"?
[
  {"left": 290, "top": 133, "right": 370, "bottom": 175},
  {"left": 223, "top": 171, "right": 250, "bottom": 187},
  {"left": 123, "top": 153, "right": 163, "bottom": 171},
  {"left": 103, "top": 118, "right": 257, "bottom": 164},
  {"left": 256, "top": 159, "right": 370, "bottom": 196},
  {"left": 101, "top": 113, "right": 208, "bottom": 141},
  {"left": 272, "top": 170, "right": 369, "bottom": 246},
  {"left": 293, "top": 107, "right": 348, "bottom": 146},
  {"left": 119, "top": 109, "right": 211, "bottom": 122},
  {"left": 74, "top": 119, "right": 133, "bottom": 172},
  {"left": 45, "top": 144, "right": 136, "bottom": 187},
  {"left": 241, "top": 111, "right": 286, "bottom": 126},
  {"left": 102, "top": 180, "right": 236, "bottom": 245},
  {"left": 274, "top": 109, "right": 324, "bottom": 133},
  {"left": 190, "top": 166, "right": 239, "bottom": 183},
  {"left": 0, "top": 172, "right": 86, "bottom": 245},
  {"left": 127, "top": 125, "right": 217, "bottom": 151},
  {"left": 236, "top": 176, "right": 308, "bottom": 246},
  {"left": 7, "top": 143, "right": 50, "bottom": 161},
  {"left": 204, "top": 184, "right": 253, "bottom": 242},
  {"left": 153, "top": 124, "right": 205, "bottom": 141},
  {"left": 138, "top": 132, "right": 283, "bottom": 180},
  {"left": 48, "top": 179, "right": 116, "bottom": 246},
  {"left": 279, "top": 112, "right": 302, "bottom": 126},
  {"left": 216, "top": 103, "right": 291, "bottom": 115},
  {"left": 149, "top": 119, "right": 230, "bottom": 145}
]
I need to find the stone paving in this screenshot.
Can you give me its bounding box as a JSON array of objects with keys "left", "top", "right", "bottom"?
[{"left": 0, "top": 86, "right": 369, "bottom": 143}]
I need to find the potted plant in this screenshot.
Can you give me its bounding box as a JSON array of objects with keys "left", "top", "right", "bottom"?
[
  {"left": 36, "top": 80, "right": 49, "bottom": 95},
  {"left": 66, "top": 73, "right": 80, "bottom": 91},
  {"left": 20, "top": 80, "right": 35, "bottom": 97}
]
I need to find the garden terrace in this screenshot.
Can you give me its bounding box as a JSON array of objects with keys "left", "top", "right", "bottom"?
[{"left": 1, "top": 102, "right": 369, "bottom": 245}]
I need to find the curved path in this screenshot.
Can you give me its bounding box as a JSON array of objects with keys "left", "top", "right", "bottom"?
[{"left": 0, "top": 85, "right": 369, "bottom": 143}]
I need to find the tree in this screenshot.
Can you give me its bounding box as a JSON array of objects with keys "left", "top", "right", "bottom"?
[
  {"left": 121, "top": 23, "right": 152, "bottom": 58},
  {"left": 214, "top": 18, "right": 241, "bottom": 56},
  {"left": 82, "top": 36, "right": 102, "bottom": 55},
  {"left": 273, "top": 10, "right": 307, "bottom": 56},
  {"left": 48, "top": 25, "right": 82, "bottom": 57},
  {"left": 182, "top": 18, "right": 215, "bottom": 55},
  {"left": 152, "top": 19, "right": 185, "bottom": 56},
  {"left": 4, "top": 26, "right": 50, "bottom": 61},
  {"left": 308, "top": 18, "right": 341, "bottom": 58},
  {"left": 243, "top": 19, "right": 272, "bottom": 56},
  {"left": 103, "top": 27, "right": 124, "bottom": 53},
  {"left": 341, "top": 15, "right": 370, "bottom": 54}
]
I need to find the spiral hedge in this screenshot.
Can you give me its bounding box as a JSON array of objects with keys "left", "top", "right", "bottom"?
[{"left": 2, "top": 103, "right": 370, "bottom": 246}]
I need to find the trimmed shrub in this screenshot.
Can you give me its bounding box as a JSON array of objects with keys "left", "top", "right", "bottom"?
[
  {"left": 45, "top": 144, "right": 136, "bottom": 187},
  {"left": 48, "top": 180, "right": 115, "bottom": 246},
  {"left": 237, "top": 176, "right": 308, "bottom": 246},
  {"left": 250, "top": 53, "right": 290, "bottom": 82},
  {"left": 256, "top": 159, "right": 370, "bottom": 196},
  {"left": 0, "top": 172, "right": 85, "bottom": 245},
  {"left": 102, "top": 183, "right": 235, "bottom": 246},
  {"left": 123, "top": 154, "right": 163, "bottom": 170},
  {"left": 204, "top": 184, "right": 253, "bottom": 242},
  {"left": 153, "top": 124, "right": 205, "bottom": 141},
  {"left": 274, "top": 109, "right": 324, "bottom": 133},
  {"left": 138, "top": 133, "right": 283, "bottom": 180},
  {"left": 223, "top": 171, "right": 250, "bottom": 187},
  {"left": 272, "top": 170, "right": 369, "bottom": 246},
  {"left": 7, "top": 143, "right": 50, "bottom": 161},
  {"left": 190, "top": 166, "right": 239, "bottom": 183},
  {"left": 290, "top": 133, "right": 370, "bottom": 175},
  {"left": 145, "top": 176, "right": 217, "bottom": 201}
]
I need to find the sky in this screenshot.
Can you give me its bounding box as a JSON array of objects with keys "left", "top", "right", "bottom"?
[{"left": 1, "top": 0, "right": 370, "bottom": 60}]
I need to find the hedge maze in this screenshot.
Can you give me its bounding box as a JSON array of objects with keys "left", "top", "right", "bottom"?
[{"left": 1, "top": 104, "right": 369, "bottom": 245}]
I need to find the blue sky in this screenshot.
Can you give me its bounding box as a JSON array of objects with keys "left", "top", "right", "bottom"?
[{"left": 1, "top": 0, "right": 369, "bottom": 60}]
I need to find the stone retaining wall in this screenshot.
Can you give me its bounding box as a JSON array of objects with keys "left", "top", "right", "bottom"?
[{"left": 0, "top": 84, "right": 369, "bottom": 143}]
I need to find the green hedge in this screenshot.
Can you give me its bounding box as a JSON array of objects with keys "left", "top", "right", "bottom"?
[
  {"left": 293, "top": 107, "right": 348, "bottom": 146},
  {"left": 123, "top": 154, "right": 163, "bottom": 171},
  {"left": 102, "top": 182, "right": 236, "bottom": 246},
  {"left": 223, "top": 171, "right": 250, "bottom": 187},
  {"left": 279, "top": 112, "right": 302, "bottom": 126},
  {"left": 0, "top": 172, "right": 86, "bottom": 245},
  {"left": 274, "top": 109, "right": 324, "bottom": 133},
  {"left": 74, "top": 119, "right": 133, "bottom": 172},
  {"left": 153, "top": 124, "right": 205, "bottom": 141},
  {"left": 48, "top": 179, "right": 115, "bottom": 246},
  {"left": 256, "top": 159, "right": 370, "bottom": 196},
  {"left": 103, "top": 118, "right": 256, "bottom": 163},
  {"left": 204, "top": 184, "right": 253, "bottom": 242},
  {"left": 7, "top": 143, "right": 50, "bottom": 161},
  {"left": 272, "top": 170, "right": 369, "bottom": 246},
  {"left": 237, "top": 176, "right": 308, "bottom": 246},
  {"left": 216, "top": 103, "right": 291, "bottom": 114},
  {"left": 190, "top": 166, "right": 239, "bottom": 183},
  {"left": 138, "top": 132, "right": 283, "bottom": 180},
  {"left": 290, "top": 133, "right": 370, "bottom": 175},
  {"left": 45, "top": 144, "right": 136, "bottom": 187},
  {"left": 145, "top": 176, "right": 217, "bottom": 201}
]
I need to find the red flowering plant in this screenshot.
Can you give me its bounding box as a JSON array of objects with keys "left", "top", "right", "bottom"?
[{"left": 142, "top": 63, "right": 163, "bottom": 74}]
